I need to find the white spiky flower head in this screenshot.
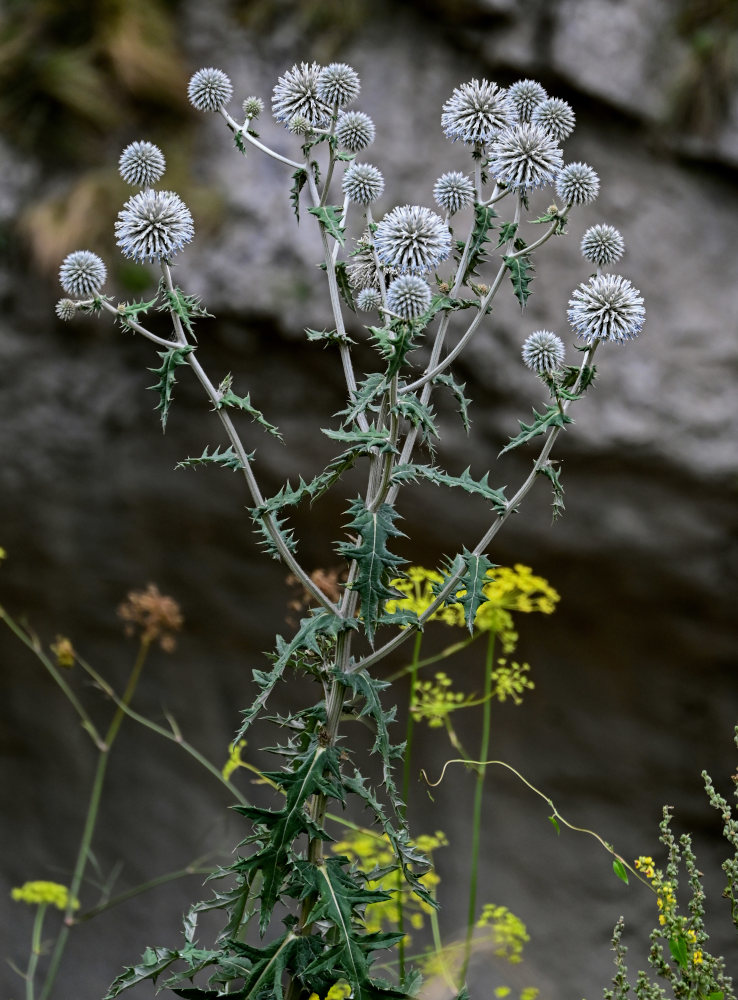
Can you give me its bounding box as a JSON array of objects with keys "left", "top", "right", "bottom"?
[
  {"left": 335, "top": 110, "right": 376, "bottom": 152},
  {"left": 433, "top": 171, "right": 475, "bottom": 215},
  {"left": 357, "top": 287, "right": 382, "bottom": 312},
  {"left": 531, "top": 98, "right": 576, "bottom": 141},
  {"left": 188, "top": 67, "right": 233, "bottom": 112},
  {"left": 507, "top": 79, "right": 548, "bottom": 123},
  {"left": 556, "top": 162, "right": 600, "bottom": 205},
  {"left": 115, "top": 190, "right": 194, "bottom": 263},
  {"left": 242, "top": 96, "right": 264, "bottom": 119},
  {"left": 441, "top": 79, "right": 514, "bottom": 144},
  {"left": 118, "top": 141, "right": 166, "bottom": 188},
  {"left": 568, "top": 274, "right": 645, "bottom": 344},
  {"left": 386, "top": 275, "right": 432, "bottom": 320},
  {"left": 342, "top": 162, "right": 384, "bottom": 205},
  {"left": 374, "top": 205, "right": 453, "bottom": 275},
  {"left": 580, "top": 224, "right": 625, "bottom": 266},
  {"left": 488, "top": 123, "right": 563, "bottom": 192},
  {"left": 521, "top": 330, "right": 566, "bottom": 373},
  {"left": 55, "top": 298, "right": 78, "bottom": 322},
  {"left": 317, "top": 63, "right": 360, "bottom": 107},
  {"left": 288, "top": 114, "right": 312, "bottom": 136},
  {"left": 59, "top": 250, "right": 107, "bottom": 297},
  {"left": 272, "top": 62, "right": 331, "bottom": 127}
]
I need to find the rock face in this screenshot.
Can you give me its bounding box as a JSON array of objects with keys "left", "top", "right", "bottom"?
[{"left": 1, "top": 3, "right": 737, "bottom": 999}]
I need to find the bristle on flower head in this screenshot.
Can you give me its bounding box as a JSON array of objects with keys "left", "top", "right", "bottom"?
[
  {"left": 386, "top": 275, "right": 432, "bottom": 320},
  {"left": 507, "top": 79, "right": 547, "bottom": 123},
  {"left": 55, "top": 298, "right": 78, "bottom": 322},
  {"left": 115, "top": 190, "right": 194, "bottom": 263},
  {"left": 188, "top": 68, "right": 233, "bottom": 112},
  {"left": 342, "top": 162, "right": 385, "bottom": 205},
  {"left": 59, "top": 250, "right": 107, "bottom": 297},
  {"left": 580, "top": 224, "right": 625, "bottom": 266},
  {"left": 521, "top": 330, "right": 566, "bottom": 373},
  {"left": 118, "top": 141, "right": 166, "bottom": 188},
  {"left": 317, "top": 63, "right": 360, "bottom": 108},
  {"left": 441, "top": 79, "right": 514, "bottom": 144},
  {"left": 568, "top": 274, "right": 645, "bottom": 344},
  {"left": 433, "top": 171, "right": 475, "bottom": 215},
  {"left": 374, "top": 205, "right": 452, "bottom": 275},
  {"left": 357, "top": 287, "right": 381, "bottom": 311},
  {"left": 531, "top": 98, "right": 576, "bottom": 141},
  {"left": 272, "top": 62, "right": 331, "bottom": 127},
  {"left": 488, "top": 123, "right": 563, "bottom": 192},
  {"left": 335, "top": 110, "right": 376, "bottom": 152},
  {"left": 242, "top": 96, "right": 264, "bottom": 119},
  {"left": 556, "top": 162, "right": 600, "bottom": 205}
]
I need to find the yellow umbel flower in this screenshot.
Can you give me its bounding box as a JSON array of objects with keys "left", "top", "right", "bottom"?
[
  {"left": 308, "top": 982, "right": 352, "bottom": 1000},
  {"left": 386, "top": 566, "right": 464, "bottom": 626},
  {"left": 476, "top": 903, "right": 530, "bottom": 964},
  {"left": 11, "top": 881, "right": 78, "bottom": 911}
]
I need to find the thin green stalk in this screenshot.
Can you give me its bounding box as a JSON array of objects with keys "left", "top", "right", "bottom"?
[
  {"left": 461, "top": 629, "right": 496, "bottom": 985},
  {"left": 38, "top": 640, "right": 150, "bottom": 1000},
  {"left": 76, "top": 864, "right": 214, "bottom": 922},
  {"left": 24, "top": 903, "right": 47, "bottom": 1000}
]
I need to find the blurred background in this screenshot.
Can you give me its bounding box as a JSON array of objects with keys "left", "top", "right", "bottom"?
[{"left": 1, "top": 0, "right": 737, "bottom": 997}]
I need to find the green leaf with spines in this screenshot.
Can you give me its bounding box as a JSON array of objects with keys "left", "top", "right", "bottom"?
[
  {"left": 392, "top": 396, "right": 439, "bottom": 446},
  {"left": 390, "top": 464, "right": 508, "bottom": 515},
  {"left": 560, "top": 364, "right": 597, "bottom": 393},
  {"left": 495, "top": 221, "right": 518, "bottom": 248},
  {"left": 499, "top": 403, "right": 572, "bottom": 456},
  {"left": 462, "top": 202, "right": 498, "bottom": 284},
  {"left": 104, "top": 946, "right": 181, "bottom": 998},
  {"left": 217, "top": 388, "right": 283, "bottom": 441},
  {"left": 252, "top": 512, "right": 298, "bottom": 560},
  {"left": 368, "top": 323, "right": 419, "bottom": 378},
  {"left": 432, "top": 373, "right": 472, "bottom": 433},
  {"left": 147, "top": 345, "right": 194, "bottom": 432},
  {"left": 308, "top": 204, "right": 345, "bottom": 246},
  {"left": 116, "top": 294, "right": 159, "bottom": 330},
  {"left": 306, "top": 327, "right": 354, "bottom": 346},
  {"left": 176, "top": 444, "right": 250, "bottom": 472},
  {"left": 438, "top": 548, "right": 497, "bottom": 634},
  {"left": 158, "top": 284, "right": 213, "bottom": 339},
  {"left": 538, "top": 460, "right": 565, "bottom": 521},
  {"left": 290, "top": 168, "right": 307, "bottom": 221},
  {"left": 210, "top": 932, "right": 307, "bottom": 1000},
  {"left": 503, "top": 248, "right": 534, "bottom": 308},
  {"left": 322, "top": 426, "right": 397, "bottom": 454},
  {"left": 337, "top": 373, "right": 387, "bottom": 425},
  {"left": 531, "top": 208, "right": 568, "bottom": 234},
  {"left": 234, "top": 130, "right": 248, "bottom": 156},
  {"left": 319, "top": 260, "right": 356, "bottom": 312},
  {"left": 336, "top": 499, "right": 407, "bottom": 644}
]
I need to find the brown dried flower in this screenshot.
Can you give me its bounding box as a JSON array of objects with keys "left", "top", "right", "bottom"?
[
  {"left": 117, "top": 584, "right": 183, "bottom": 652},
  {"left": 286, "top": 568, "right": 345, "bottom": 625}
]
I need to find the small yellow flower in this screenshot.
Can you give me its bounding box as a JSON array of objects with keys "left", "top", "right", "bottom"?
[
  {"left": 11, "top": 881, "right": 78, "bottom": 911},
  {"left": 693, "top": 950, "right": 703, "bottom": 964},
  {"left": 309, "top": 981, "right": 352, "bottom": 1000},
  {"left": 51, "top": 636, "right": 76, "bottom": 669},
  {"left": 0, "top": 546, "right": 7, "bottom": 561}
]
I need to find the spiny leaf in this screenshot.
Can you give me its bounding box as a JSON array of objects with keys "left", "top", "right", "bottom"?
[
  {"left": 305, "top": 327, "right": 354, "bottom": 346},
  {"left": 560, "top": 363, "right": 597, "bottom": 394},
  {"left": 432, "top": 373, "right": 472, "bottom": 433},
  {"left": 290, "top": 168, "right": 308, "bottom": 221},
  {"left": 495, "top": 221, "right": 518, "bottom": 249},
  {"left": 104, "top": 946, "right": 180, "bottom": 998},
  {"left": 337, "top": 373, "right": 387, "bottom": 426},
  {"left": 390, "top": 464, "right": 508, "bottom": 515},
  {"left": 336, "top": 499, "right": 407, "bottom": 644},
  {"left": 158, "top": 284, "right": 213, "bottom": 338},
  {"left": 176, "top": 444, "right": 250, "bottom": 472},
  {"left": 217, "top": 388, "right": 283, "bottom": 441},
  {"left": 215, "top": 932, "right": 304, "bottom": 1000},
  {"left": 308, "top": 204, "right": 345, "bottom": 246},
  {"left": 322, "top": 426, "right": 397, "bottom": 454},
  {"left": 503, "top": 250, "right": 534, "bottom": 308},
  {"left": 438, "top": 548, "right": 497, "bottom": 634},
  {"left": 319, "top": 260, "right": 356, "bottom": 312},
  {"left": 116, "top": 294, "right": 159, "bottom": 329},
  {"left": 252, "top": 512, "right": 298, "bottom": 560},
  {"left": 392, "top": 396, "right": 439, "bottom": 445},
  {"left": 462, "top": 202, "right": 498, "bottom": 284},
  {"left": 147, "top": 345, "right": 194, "bottom": 433},
  {"left": 538, "top": 460, "right": 565, "bottom": 521},
  {"left": 368, "top": 324, "right": 418, "bottom": 377},
  {"left": 499, "top": 404, "right": 572, "bottom": 456},
  {"left": 531, "top": 208, "right": 568, "bottom": 234}
]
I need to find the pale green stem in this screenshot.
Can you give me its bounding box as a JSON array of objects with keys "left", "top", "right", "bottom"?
[
  {"left": 24, "top": 903, "right": 46, "bottom": 1000},
  {"left": 461, "top": 629, "right": 496, "bottom": 985},
  {"left": 220, "top": 109, "right": 303, "bottom": 169},
  {"left": 386, "top": 632, "right": 480, "bottom": 682},
  {"left": 76, "top": 863, "right": 214, "bottom": 923},
  {"left": 38, "top": 640, "right": 149, "bottom": 1000}
]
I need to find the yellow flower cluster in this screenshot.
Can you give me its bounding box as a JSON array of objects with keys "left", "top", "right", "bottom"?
[
  {"left": 308, "top": 982, "right": 352, "bottom": 1000},
  {"left": 331, "top": 828, "right": 447, "bottom": 935},
  {"left": 634, "top": 855, "right": 680, "bottom": 927},
  {"left": 411, "top": 672, "right": 470, "bottom": 727},
  {"left": 476, "top": 903, "right": 530, "bottom": 964},
  {"left": 11, "top": 881, "right": 78, "bottom": 911},
  {"left": 385, "top": 566, "right": 461, "bottom": 625},
  {"left": 489, "top": 658, "right": 534, "bottom": 705}
]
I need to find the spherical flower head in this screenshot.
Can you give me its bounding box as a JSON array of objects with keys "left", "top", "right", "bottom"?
[
  {"left": 433, "top": 171, "right": 475, "bottom": 215},
  {"left": 118, "top": 141, "right": 166, "bottom": 188},
  {"left": 188, "top": 67, "right": 233, "bottom": 112},
  {"left": 556, "top": 161, "right": 600, "bottom": 205},
  {"left": 242, "top": 96, "right": 264, "bottom": 119},
  {"left": 386, "top": 274, "right": 432, "bottom": 320},
  {"left": 342, "top": 162, "right": 384, "bottom": 205},
  {"left": 317, "top": 62, "right": 360, "bottom": 108},
  {"left": 580, "top": 223, "right": 625, "bottom": 266},
  {"left": 531, "top": 98, "right": 576, "bottom": 141},
  {"left": 441, "top": 79, "right": 514, "bottom": 144},
  {"left": 335, "top": 110, "right": 375, "bottom": 152},
  {"left": 374, "top": 205, "right": 452, "bottom": 276},
  {"left": 568, "top": 273, "right": 645, "bottom": 344},
  {"left": 272, "top": 62, "right": 331, "bottom": 127},
  {"left": 288, "top": 114, "right": 312, "bottom": 136},
  {"left": 488, "top": 123, "right": 563, "bottom": 192},
  {"left": 55, "top": 298, "right": 77, "bottom": 322},
  {"left": 521, "top": 330, "right": 566, "bottom": 374},
  {"left": 59, "top": 250, "right": 106, "bottom": 297},
  {"left": 507, "top": 79, "right": 547, "bottom": 123},
  {"left": 357, "top": 287, "right": 381, "bottom": 311},
  {"left": 115, "top": 189, "right": 194, "bottom": 263}
]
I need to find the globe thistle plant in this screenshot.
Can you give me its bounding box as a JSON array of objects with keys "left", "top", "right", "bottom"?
[
  {"left": 55, "top": 298, "right": 78, "bottom": 322},
  {"left": 433, "top": 171, "right": 475, "bottom": 215},
  {"left": 374, "top": 205, "right": 452, "bottom": 275},
  {"left": 531, "top": 98, "right": 576, "bottom": 141},
  {"left": 317, "top": 62, "right": 360, "bottom": 108},
  {"left": 272, "top": 62, "right": 332, "bottom": 128},
  {"left": 118, "top": 141, "right": 166, "bottom": 188},
  {"left": 441, "top": 79, "right": 514, "bottom": 144},
  {"left": 580, "top": 224, "right": 625, "bottom": 267},
  {"left": 521, "top": 330, "right": 566, "bottom": 374},
  {"left": 488, "top": 123, "right": 564, "bottom": 192},
  {"left": 556, "top": 162, "right": 600, "bottom": 206},
  {"left": 188, "top": 67, "right": 233, "bottom": 112},
  {"left": 342, "top": 162, "right": 385, "bottom": 205},
  {"left": 356, "top": 287, "right": 382, "bottom": 312},
  {"left": 568, "top": 273, "right": 646, "bottom": 344},
  {"left": 335, "top": 110, "right": 376, "bottom": 152},
  {"left": 507, "top": 79, "right": 547, "bottom": 123},
  {"left": 386, "top": 274, "right": 432, "bottom": 319},
  {"left": 115, "top": 190, "right": 194, "bottom": 263},
  {"left": 59, "top": 250, "right": 107, "bottom": 297}
]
